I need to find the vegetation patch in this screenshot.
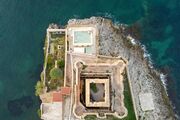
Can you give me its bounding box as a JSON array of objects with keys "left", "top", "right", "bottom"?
[
  {"left": 122, "top": 72, "right": 136, "bottom": 120},
  {"left": 84, "top": 115, "right": 97, "bottom": 120},
  {"left": 57, "top": 60, "right": 65, "bottom": 69},
  {"left": 82, "top": 64, "right": 88, "bottom": 70},
  {"left": 37, "top": 109, "right": 41, "bottom": 118},
  {"left": 105, "top": 72, "right": 136, "bottom": 120},
  {"left": 35, "top": 81, "right": 44, "bottom": 96},
  {"left": 90, "top": 83, "right": 98, "bottom": 93},
  {"left": 46, "top": 55, "right": 55, "bottom": 81}
]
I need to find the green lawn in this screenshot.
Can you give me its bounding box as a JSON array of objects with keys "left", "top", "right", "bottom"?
[{"left": 121, "top": 72, "right": 136, "bottom": 120}]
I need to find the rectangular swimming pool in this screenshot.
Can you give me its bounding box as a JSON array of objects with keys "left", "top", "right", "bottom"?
[{"left": 73, "top": 31, "right": 92, "bottom": 45}]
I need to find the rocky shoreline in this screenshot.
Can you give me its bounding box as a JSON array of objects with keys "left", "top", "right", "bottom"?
[{"left": 68, "top": 17, "right": 175, "bottom": 120}]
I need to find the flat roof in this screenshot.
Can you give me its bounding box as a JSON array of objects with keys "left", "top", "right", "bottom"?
[
  {"left": 53, "top": 92, "right": 63, "bottom": 102},
  {"left": 85, "top": 78, "right": 110, "bottom": 107},
  {"left": 41, "top": 102, "right": 62, "bottom": 120},
  {"left": 85, "top": 46, "right": 93, "bottom": 54},
  {"left": 61, "top": 87, "right": 71, "bottom": 95},
  {"left": 139, "top": 93, "right": 155, "bottom": 111},
  {"left": 74, "top": 47, "right": 85, "bottom": 53}
]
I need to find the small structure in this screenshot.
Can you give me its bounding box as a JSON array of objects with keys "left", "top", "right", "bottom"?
[{"left": 139, "top": 93, "right": 155, "bottom": 111}]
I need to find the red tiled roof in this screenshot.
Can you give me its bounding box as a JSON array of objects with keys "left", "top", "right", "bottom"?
[
  {"left": 61, "top": 87, "right": 71, "bottom": 95},
  {"left": 52, "top": 92, "right": 63, "bottom": 102}
]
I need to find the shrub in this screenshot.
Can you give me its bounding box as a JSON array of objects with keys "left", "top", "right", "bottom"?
[
  {"left": 57, "top": 60, "right": 65, "bottom": 68},
  {"left": 37, "top": 109, "right": 41, "bottom": 118}
]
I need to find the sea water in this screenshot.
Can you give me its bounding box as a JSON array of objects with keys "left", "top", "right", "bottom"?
[{"left": 0, "top": 0, "right": 179, "bottom": 119}]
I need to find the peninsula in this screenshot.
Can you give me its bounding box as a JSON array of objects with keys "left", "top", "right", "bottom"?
[{"left": 35, "top": 17, "right": 175, "bottom": 120}]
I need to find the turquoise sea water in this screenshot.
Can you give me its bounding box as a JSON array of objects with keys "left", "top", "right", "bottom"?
[{"left": 0, "top": 0, "right": 179, "bottom": 119}]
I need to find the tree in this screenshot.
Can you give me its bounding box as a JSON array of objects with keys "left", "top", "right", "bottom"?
[
  {"left": 50, "top": 67, "right": 63, "bottom": 80},
  {"left": 35, "top": 81, "right": 44, "bottom": 96}
]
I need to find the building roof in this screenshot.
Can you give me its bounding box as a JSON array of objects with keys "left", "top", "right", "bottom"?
[
  {"left": 61, "top": 87, "right": 71, "bottom": 95},
  {"left": 53, "top": 92, "right": 63, "bottom": 102},
  {"left": 41, "top": 102, "right": 62, "bottom": 120},
  {"left": 74, "top": 47, "right": 85, "bottom": 53},
  {"left": 40, "top": 87, "right": 71, "bottom": 120}
]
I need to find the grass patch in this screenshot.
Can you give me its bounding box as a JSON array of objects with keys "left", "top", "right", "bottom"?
[
  {"left": 84, "top": 115, "right": 97, "bottom": 120},
  {"left": 122, "top": 72, "right": 136, "bottom": 120},
  {"left": 107, "top": 72, "right": 136, "bottom": 120},
  {"left": 46, "top": 55, "right": 55, "bottom": 81}
]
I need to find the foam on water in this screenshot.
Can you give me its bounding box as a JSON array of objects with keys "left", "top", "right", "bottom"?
[
  {"left": 127, "top": 34, "right": 154, "bottom": 69},
  {"left": 160, "top": 73, "right": 168, "bottom": 94},
  {"left": 127, "top": 35, "right": 137, "bottom": 45}
]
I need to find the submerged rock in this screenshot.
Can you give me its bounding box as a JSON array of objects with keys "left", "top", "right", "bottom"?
[{"left": 7, "top": 96, "right": 33, "bottom": 116}]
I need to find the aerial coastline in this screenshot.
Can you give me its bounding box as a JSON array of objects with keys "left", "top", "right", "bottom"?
[{"left": 36, "top": 17, "right": 175, "bottom": 120}]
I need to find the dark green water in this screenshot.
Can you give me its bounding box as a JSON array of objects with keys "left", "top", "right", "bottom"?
[{"left": 0, "top": 0, "right": 179, "bottom": 119}]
